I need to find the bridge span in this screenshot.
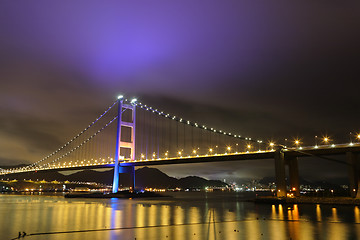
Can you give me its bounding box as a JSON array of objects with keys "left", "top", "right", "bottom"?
[
  {"left": 2, "top": 97, "right": 360, "bottom": 198},
  {"left": 4, "top": 144, "right": 360, "bottom": 198}
]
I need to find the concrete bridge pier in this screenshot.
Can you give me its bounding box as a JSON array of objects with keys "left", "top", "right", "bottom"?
[
  {"left": 274, "top": 148, "right": 300, "bottom": 197},
  {"left": 274, "top": 148, "right": 287, "bottom": 197},
  {"left": 347, "top": 152, "right": 360, "bottom": 198},
  {"left": 287, "top": 157, "right": 300, "bottom": 197}
]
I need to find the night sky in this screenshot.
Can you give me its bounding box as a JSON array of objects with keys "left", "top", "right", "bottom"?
[{"left": 1, "top": 1, "right": 360, "bottom": 182}]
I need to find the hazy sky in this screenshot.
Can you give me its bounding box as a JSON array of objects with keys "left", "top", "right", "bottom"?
[{"left": 1, "top": 1, "right": 360, "bottom": 181}]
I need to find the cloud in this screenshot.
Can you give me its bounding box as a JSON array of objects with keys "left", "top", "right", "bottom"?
[{"left": 0, "top": 0, "right": 359, "bottom": 184}]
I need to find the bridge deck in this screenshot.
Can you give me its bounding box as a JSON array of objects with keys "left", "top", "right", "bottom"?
[{"left": 2, "top": 144, "right": 360, "bottom": 175}]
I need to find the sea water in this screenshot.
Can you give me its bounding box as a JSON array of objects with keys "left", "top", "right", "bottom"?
[{"left": 1, "top": 192, "right": 360, "bottom": 240}]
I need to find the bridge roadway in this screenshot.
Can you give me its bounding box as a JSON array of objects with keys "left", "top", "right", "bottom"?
[
  {"left": 122, "top": 144, "right": 360, "bottom": 167},
  {"left": 3, "top": 143, "right": 360, "bottom": 198},
  {"left": 4, "top": 143, "right": 360, "bottom": 174}
]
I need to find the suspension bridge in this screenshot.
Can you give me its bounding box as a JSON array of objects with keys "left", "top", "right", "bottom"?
[{"left": 2, "top": 96, "right": 360, "bottom": 198}]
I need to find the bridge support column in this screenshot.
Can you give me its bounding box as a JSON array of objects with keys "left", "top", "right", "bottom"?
[
  {"left": 347, "top": 152, "right": 359, "bottom": 198},
  {"left": 112, "top": 97, "right": 137, "bottom": 193},
  {"left": 274, "top": 148, "right": 287, "bottom": 197},
  {"left": 288, "top": 157, "right": 300, "bottom": 197},
  {"left": 112, "top": 97, "right": 123, "bottom": 193}
]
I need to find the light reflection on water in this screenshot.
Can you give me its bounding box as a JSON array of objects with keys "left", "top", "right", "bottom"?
[{"left": 1, "top": 193, "right": 360, "bottom": 240}]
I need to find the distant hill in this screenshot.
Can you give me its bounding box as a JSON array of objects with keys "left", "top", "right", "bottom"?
[
  {"left": 135, "top": 167, "right": 178, "bottom": 188},
  {"left": 2, "top": 165, "right": 350, "bottom": 190},
  {"left": 0, "top": 164, "right": 28, "bottom": 169},
  {"left": 178, "top": 176, "right": 226, "bottom": 189},
  {"left": 1, "top": 171, "right": 67, "bottom": 182},
  {"left": 1, "top": 167, "right": 228, "bottom": 189},
  {"left": 65, "top": 170, "right": 114, "bottom": 184}
]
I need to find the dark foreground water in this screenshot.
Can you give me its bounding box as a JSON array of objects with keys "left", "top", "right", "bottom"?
[{"left": 1, "top": 192, "right": 360, "bottom": 240}]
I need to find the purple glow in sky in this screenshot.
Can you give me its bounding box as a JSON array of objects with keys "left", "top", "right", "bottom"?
[{"left": 1, "top": 1, "right": 360, "bottom": 180}]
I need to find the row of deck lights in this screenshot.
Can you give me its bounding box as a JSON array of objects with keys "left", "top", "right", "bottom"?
[
  {"left": 3, "top": 134, "right": 360, "bottom": 170},
  {"left": 136, "top": 135, "right": 360, "bottom": 160},
  {"left": 0, "top": 157, "right": 117, "bottom": 174},
  {"left": 2, "top": 138, "right": 360, "bottom": 174},
  {"left": 3, "top": 136, "right": 360, "bottom": 174}
]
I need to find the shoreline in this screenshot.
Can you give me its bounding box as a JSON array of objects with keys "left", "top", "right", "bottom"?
[
  {"left": 253, "top": 196, "right": 360, "bottom": 205},
  {"left": 64, "top": 191, "right": 171, "bottom": 199}
]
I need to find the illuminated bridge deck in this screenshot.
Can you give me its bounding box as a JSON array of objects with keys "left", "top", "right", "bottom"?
[{"left": 3, "top": 143, "right": 360, "bottom": 175}]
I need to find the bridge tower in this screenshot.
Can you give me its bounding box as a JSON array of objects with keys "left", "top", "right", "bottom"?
[{"left": 112, "top": 96, "right": 136, "bottom": 193}]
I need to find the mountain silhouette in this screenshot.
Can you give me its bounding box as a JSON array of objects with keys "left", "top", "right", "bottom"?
[{"left": 1, "top": 167, "right": 228, "bottom": 189}]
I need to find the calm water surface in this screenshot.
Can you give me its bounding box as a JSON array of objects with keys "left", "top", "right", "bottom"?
[{"left": 1, "top": 192, "right": 360, "bottom": 240}]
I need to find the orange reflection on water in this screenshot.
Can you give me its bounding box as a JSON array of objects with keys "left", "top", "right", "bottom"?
[
  {"left": 269, "top": 204, "right": 287, "bottom": 240},
  {"left": 160, "top": 205, "right": 170, "bottom": 225},
  {"left": 278, "top": 204, "right": 284, "bottom": 219},
  {"left": 331, "top": 207, "right": 338, "bottom": 222},
  {"left": 136, "top": 204, "right": 144, "bottom": 227},
  {"left": 174, "top": 206, "right": 184, "bottom": 225},
  {"left": 287, "top": 204, "right": 300, "bottom": 240},
  {"left": 148, "top": 204, "right": 156, "bottom": 226},
  {"left": 322, "top": 207, "right": 347, "bottom": 240},
  {"left": 4, "top": 195, "right": 360, "bottom": 240},
  {"left": 355, "top": 206, "right": 360, "bottom": 223},
  {"left": 316, "top": 204, "right": 322, "bottom": 222},
  {"left": 292, "top": 204, "right": 299, "bottom": 220},
  {"left": 245, "top": 216, "right": 260, "bottom": 240}
]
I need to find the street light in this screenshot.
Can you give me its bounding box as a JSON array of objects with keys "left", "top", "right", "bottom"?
[
  {"left": 227, "top": 146, "right": 231, "bottom": 153},
  {"left": 247, "top": 144, "right": 252, "bottom": 151},
  {"left": 322, "top": 136, "right": 330, "bottom": 145},
  {"left": 269, "top": 142, "right": 275, "bottom": 151}
]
